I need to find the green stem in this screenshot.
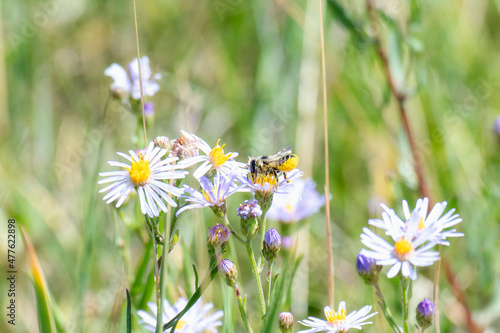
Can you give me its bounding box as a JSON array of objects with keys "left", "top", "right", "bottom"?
[
  {"left": 245, "top": 241, "right": 266, "bottom": 317},
  {"left": 266, "top": 262, "right": 274, "bottom": 307},
  {"left": 168, "top": 179, "right": 183, "bottom": 240},
  {"left": 222, "top": 215, "right": 246, "bottom": 244},
  {"left": 401, "top": 277, "right": 410, "bottom": 333},
  {"left": 237, "top": 294, "right": 254, "bottom": 333},
  {"left": 156, "top": 212, "right": 171, "bottom": 333},
  {"left": 145, "top": 216, "right": 164, "bottom": 245},
  {"left": 374, "top": 282, "right": 402, "bottom": 333},
  {"left": 257, "top": 208, "right": 268, "bottom": 270}
]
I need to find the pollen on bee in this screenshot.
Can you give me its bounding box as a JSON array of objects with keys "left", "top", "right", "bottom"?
[{"left": 277, "top": 154, "right": 298, "bottom": 172}]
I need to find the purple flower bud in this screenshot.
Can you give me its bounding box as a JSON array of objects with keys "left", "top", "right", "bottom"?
[
  {"left": 238, "top": 199, "right": 262, "bottom": 239},
  {"left": 416, "top": 298, "right": 435, "bottom": 330},
  {"left": 208, "top": 223, "right": 230, "bottom": 248},
  {"left": 263, "top": 228, "right": 281, "bottom": 262},
  {"left": 356, "top": 253, "right": 381, "bottom": 285},
  {"left": 218, "top": 259, "right": 238, "bottom": 288},
  {"left": 278, "top": 312, "right": 294, "bottom": 333},
  {"left": 494, "top": 115, "right": 500, "bottom": 135},
  {"left": 237, "top": 199, "right": 262, "bottom": 219},
  {"left": 144, "top": 102, "right": 154, "bottom": 116}
]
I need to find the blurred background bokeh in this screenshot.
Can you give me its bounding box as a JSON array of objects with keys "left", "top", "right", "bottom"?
[{"left": 1, "top": 0, "right": 500, "bottom": 331}]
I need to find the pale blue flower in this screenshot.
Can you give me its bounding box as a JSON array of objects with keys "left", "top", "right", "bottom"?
[
  {"left": 104, "top": 56, "right": 161, "bottom": 100},
  {"left": 176, "top": 172, "right": 244, "bottom": 216},
  {"left": 267, "top": 178, "right": 324, "bottom": 223}
]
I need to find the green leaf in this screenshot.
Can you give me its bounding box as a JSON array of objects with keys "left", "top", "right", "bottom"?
[
  {"left": 192, "top": 264, "right": 199, "bottom": 288},
  {"left": 21, "top": 227, "right": 56, "bottom": 333},
  {"left": 126, "top": 289, "right": 132, "bottom": 333}
]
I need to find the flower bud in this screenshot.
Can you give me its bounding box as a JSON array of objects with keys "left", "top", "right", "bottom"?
[
  {"left": 237, "top": 199, "right": 262, "bottom": 239},
  {"left": 218, "top": 259, "right": 238, "bottom": 288},
  {"left": 356, "top": 253, "right": 381, "bottom": 285},
  {"left": 171, "top": 132, "right": 200, "bottom": 159},
  {"left": 278, "top": 312, "right": 293, "bottom": 333},
  {"left": 262, "top": 228, "right": 281, "bottom": 263},
  {"left": 207, "top": 223, "right": 230, "bottom": 255},
  {"left": 153, "top": 136, "right": 170, "bottom": 150},
  {"left": 144, "top": 102, "right": 154, "bottom": 117},
  {"left": 494, "top": 115, "right": 500, "bottom": 136},
  {"left": 416, "top": 298, "right": 434, "bottom": 330}
]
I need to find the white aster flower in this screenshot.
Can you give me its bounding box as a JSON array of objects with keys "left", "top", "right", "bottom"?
[
  {"left": 137, "top": 297, "right": 223, "bottom": 332},
  {"left": 267, "top": 178, "right": 325, "bottom": 223},
  {"left": 176, "top": 172, "right": 244, "bottom": 217},
  {"left": 369, "top": 197, "right": 463, "bottom": 246},
  {"left": 177, "top": 133, "right": 246, "bottom": 179},
  {"left": 98, "top": 142, "right": 187, "bottom": 218},
  {"left": 361, "top": 206, "right": 441, "bottom": 280},
  {"left": 104, "top": 56, "right": 161, "bottom": 100},
  {"left": 298, "top": 301, "right": 377, "bottom": 332}
]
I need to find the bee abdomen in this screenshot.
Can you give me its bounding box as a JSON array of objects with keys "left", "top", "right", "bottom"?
[{"left": 277, "top": 154, "right": 298, "bottom": 172}]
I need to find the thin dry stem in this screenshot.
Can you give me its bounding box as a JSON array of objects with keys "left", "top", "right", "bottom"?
[
  {"left": 133, "top": 0, "right": 148, "bottom": 147},
  {"left": 318, "top": 0, "right": 334, "bottom": 308},
  {"left": 434, "top": 244, "right": 442, "bottom": 332}
]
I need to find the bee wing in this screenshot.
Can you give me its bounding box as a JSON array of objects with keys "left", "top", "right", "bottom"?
[{"left": 276, "top": 145, "right": 292, "bottom": 155}]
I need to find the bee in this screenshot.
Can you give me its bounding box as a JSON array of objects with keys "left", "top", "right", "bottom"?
[{"left": 248, "top": 146, "right": 299, "bottom": 183}]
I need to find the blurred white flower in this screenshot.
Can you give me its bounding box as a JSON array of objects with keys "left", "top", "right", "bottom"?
[
  {"left": 267, "top": 178, "right": 324, "bottom": 223},
  {"left": 98, "top": 142, "right": 187, "bottom": 217},
  {"left": 104, "top": 56, "right": 161, "bottom": 100},
  {"left": 137, "top": 297, "right": 223, "bottom": 332},
  {"left": 298, "top": 301, "right": 377, "bottom": 332}
]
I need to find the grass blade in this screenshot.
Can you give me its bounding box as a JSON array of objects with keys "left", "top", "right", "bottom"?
[
  {"left": 20, "top": 226, "right": 56, "bottom": 333},
  {"left": 126, "top": 289, "right": 132, "bottom": 333}
]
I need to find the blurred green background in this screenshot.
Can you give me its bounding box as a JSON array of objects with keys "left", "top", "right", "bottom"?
[{"left": 1, "top": 0, "right": 500, "bottom": 331}]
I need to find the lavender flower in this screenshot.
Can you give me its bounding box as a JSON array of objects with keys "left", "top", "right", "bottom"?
[
  {"left": 104, "top": 56, "right": 161, "bottom": 100},
  {"left": 267, "top": 178, "right": 325, "bottom": 223}
]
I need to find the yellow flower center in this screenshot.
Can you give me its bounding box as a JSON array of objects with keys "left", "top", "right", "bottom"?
[
  {"left": 175, "top": 320, "right": 187, "bottom": 329},
  {"left": 208, "top": 139, "right": 232, "bottom": 168},
  {"left": 203, "top": 188, "right": 219, "bottom": 204},
  {"left": 128, "top": 153, "right": 151, "bottom": 186},
  {"left": 393, "top": 237, "right": 414, "bottom": 261},
  {"left": 284, "top": 203, "right": 294, "bottom": 213},
  {"left": 253, "top": 173, "right": 278, "bottom": 188},
  {"left": 325, "top": 307, "right": 346, "bottom": 328},
  {"left": 418, "top": 217, "right": 425, "bottom": 230}
]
